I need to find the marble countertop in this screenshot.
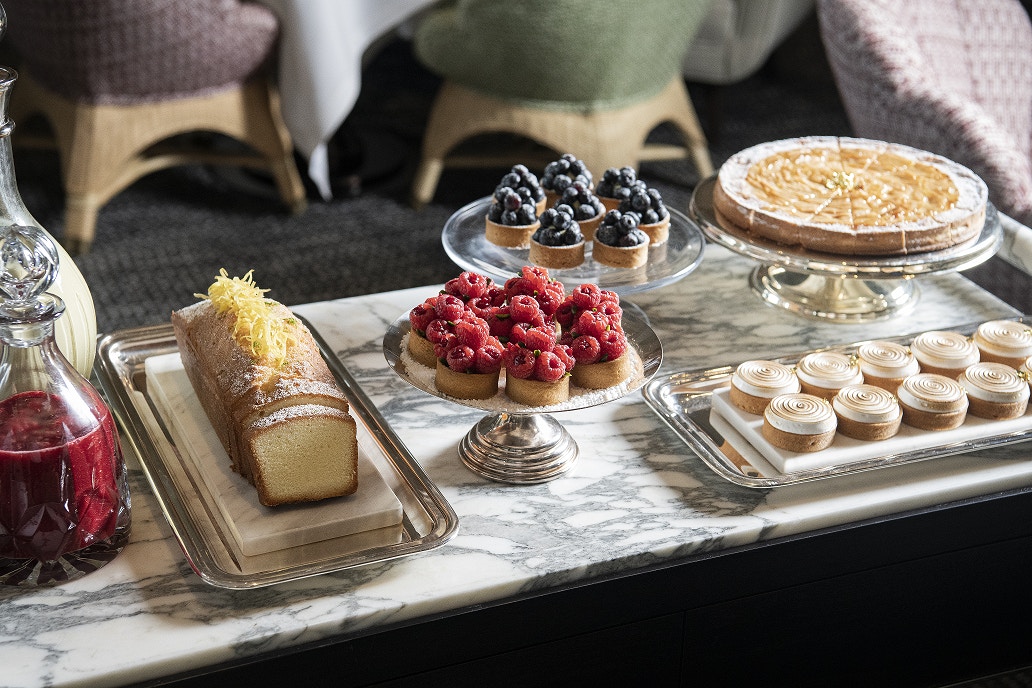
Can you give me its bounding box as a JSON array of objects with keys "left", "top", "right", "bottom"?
[{"left": 3, "top": 243, "right": 1031, "bottom": 688}]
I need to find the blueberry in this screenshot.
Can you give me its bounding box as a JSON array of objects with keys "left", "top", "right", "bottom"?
[
  {"left": 596, "top": 225, "right": 618, "bottom": 245},
  {"left": 619, "top": 211, "right": 640, "bottom": 232},
  {"left": 502, "top": 209, "right": 519, "bottom": 225}
]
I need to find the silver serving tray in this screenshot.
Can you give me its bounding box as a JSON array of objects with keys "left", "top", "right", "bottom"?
[
  {"left": 642, "top": 318, "right": 1032, "bottom": 488},
  {"left": 94, "top": 319, "right": 459, "bottom": 589}
]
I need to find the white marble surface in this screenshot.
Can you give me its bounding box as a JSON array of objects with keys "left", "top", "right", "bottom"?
[{"left": 2, "top": 245, "right": 1031, "bottom": 688}]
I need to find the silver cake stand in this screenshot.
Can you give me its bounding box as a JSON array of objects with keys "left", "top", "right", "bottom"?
[
  {"left": 383, "top": 307, "right": 663, "bottom": 484},
  {"left": 690, "top": 176, "right": 1003, "bottom": 322},
  {"left": 442, "top": 196, "right": 706, "bottom": 295}
]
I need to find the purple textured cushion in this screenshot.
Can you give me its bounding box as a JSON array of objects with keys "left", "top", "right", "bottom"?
[
  {"left": 4, "top": 0, "right": 278, "bottom": 104},
  {"left": 817, "top": 0, "right": 1032, "bottom": 226}
]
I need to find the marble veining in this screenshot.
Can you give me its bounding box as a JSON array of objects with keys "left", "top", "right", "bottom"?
[{"left": 2, "top": 244, "right": 1031, "bottom": 687}]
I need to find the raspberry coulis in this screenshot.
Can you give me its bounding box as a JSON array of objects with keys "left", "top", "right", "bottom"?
[{"left": 0, "top": 390, "right": 121, "bottom": 561}]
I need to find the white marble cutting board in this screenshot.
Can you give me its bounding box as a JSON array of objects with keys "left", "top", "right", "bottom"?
[{"left": 145, "top": 352, "right": 403, "bottom": 556}]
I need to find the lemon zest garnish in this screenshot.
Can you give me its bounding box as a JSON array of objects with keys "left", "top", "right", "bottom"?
[{"left": 195, "top": 269, "right": 298, "bottom": 367}]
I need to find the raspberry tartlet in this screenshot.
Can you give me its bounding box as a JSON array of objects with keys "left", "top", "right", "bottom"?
[{"left": 558, "top": 284, "right": 634, "bottom": 390}]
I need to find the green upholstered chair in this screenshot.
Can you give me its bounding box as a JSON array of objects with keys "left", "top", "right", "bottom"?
[{"left": 410, "top": 0, "right": 715, "bottom": 206}]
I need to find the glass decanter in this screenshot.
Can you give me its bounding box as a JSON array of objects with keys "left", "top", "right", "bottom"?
[{"left": 0, "top": 224, "right": 130, "bottom": 586}]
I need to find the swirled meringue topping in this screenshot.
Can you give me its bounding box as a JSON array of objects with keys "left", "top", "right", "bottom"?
[
  {"left": 973, "top": 320, "right": 1032, "bottom": 359},
  {"left": 764, "top": 393, "right": 837, "bottom": 434},
  {"left": 731, "top": 360, "right": 800, "bottom": 397},
  {"left": 856, "top": 341, "right": 920, "bottom": 379},
  {"left": 897, "top": 373, "right": 968, "bottom": 412},
  {"left": 832, "top": 384, "right": 902, "bottom": 423},
  {"left": 958, "top": 362, "right": 1031, "bottom": 403},
  {"left": 795, "top": 351, "right": 863, "bottom": 389},
  {"left": 910, "top": 331, "right": 979, "bottom": 370}
]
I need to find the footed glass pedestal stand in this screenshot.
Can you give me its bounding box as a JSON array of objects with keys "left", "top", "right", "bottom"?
[
  {"left": 383, "top": 308, "right": 662, "bottom": 485},
  {"left": 690, "top": 177, "right": 1003, "bottom": 322}
]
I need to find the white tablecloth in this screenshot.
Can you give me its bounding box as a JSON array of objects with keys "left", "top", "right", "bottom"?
[{"left": 258, "top": 0, "right": 436, "bottom": 199}]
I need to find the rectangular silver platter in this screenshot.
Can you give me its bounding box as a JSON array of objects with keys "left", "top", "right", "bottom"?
[
  {"left": 642, "top": 318, "right": 1032, "bottom": 488},
  {"left": 94, "top": 318, "right": 459, "bottom": 589}
]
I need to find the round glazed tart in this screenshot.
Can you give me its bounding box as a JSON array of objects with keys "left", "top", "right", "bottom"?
[
  {"left": 713, "top": 136, "right": 987, "bottom": 256},
  {"left": 855, "top": 340, "right": 919, "bottom": 392},
  {"left": 897, "top": 373, "right": 969, "bottom": 430},
  {"left": 729, "top": 360, "right": 800, "bottom": 414},
  {"left": 794, "top": 351, "right": 864, "bottom": 400},
  {"left": 761, "top": 393, "right": 837, "bottom": 452},
  {"left": 832, "top": 384, "right": 902, "bottom": 441},
  {"left": 957, "top": 362, "right": 1030, "bottom": 420},
  {"left": 973, "top": 320, "right": 1032, "bottom": 369},
  {"left": 910, "top": 330, "right": 980, "bottom": 378}
]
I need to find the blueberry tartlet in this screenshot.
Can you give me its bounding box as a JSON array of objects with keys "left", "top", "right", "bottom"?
[
  {"left": 486, "top": 185, "right": 540, "bottom": 248},
  {"left": 495, "top": 163, "right": 547, "bottom": 214},
  {"left": 619, "top": 184, "right": 670, "bottom": 245},
  {"left": 529, "top": 204, "right": 585, "bottom": 269},
  {"left": 595, "top": 166, "right": 639, "bottom": 211},
  {"left": 592, "top": 209, "right": 649, "bottom": 268},
  {"left": 557, "top": 179, "right": 605, "bottom": 241},
  {"left": 541, "top": 153, "right": 593, "bottom": 206}
]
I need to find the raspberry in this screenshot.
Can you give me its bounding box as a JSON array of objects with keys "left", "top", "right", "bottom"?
[
  {"left": 536, "top": 286, "right": 564, "bottom": 317},
  {"left": 554, "top": 301, "right": 577, "bottom": 330},
  {"left": 425, "top": 319, "right": 453, "bottom": 345},
  {"left": 503, "top": 345, "right": 536, "bottom": 379},
  {"left": 508, "top": 294, "right": 542, "bottom": 324},
  {"left": 576, "top": 309, "right": 610, "bottom": 340},
  {"left": 522, "top": 326, "right": 557, "bottom": 352},
  {"left": 521, "top": 265, "right": 550, "bottom": 290},
  {"left": 466, "top": 295, "right": 496, "bottom": 319},
  {"left": 487, "top": 307, "right": 514, "bottom": 341},
  {"left": 597, "top": 300, "right": 622, "bottom": 322},
  {"left": 571, "top": 335, "right": 602, "bottom": 363},
  {"left": 598, "top": 330, "right": 627, "bottom": 361},
  {"left": 474, "top": 339, "right": 503, "bottom": 374},
  {"left": 534, "top": 351, "right": 567, "bottom": 383},
  {"left": 434, "top": 294, "right": 465, "bottom": 321},
  {"left": 454, "top": 318, "right": 490, "bottom": 350},
  {"left": 445, "top": 345, "right": 476, "bottom": 373},
  {"left": 457, "top": 271, "right": 491, "bottom": 299},
  {"left": 553, "top": 343, "right": 576, "bottom": 371},
  {"left": 508, "top": 322, "right": 530, "bottom": 347},
  {"left": 571, "top": 283, "right": 602, "bottom": 310},
  {"left": 409, "top": 300, "right": 437, "bottom": 333}
]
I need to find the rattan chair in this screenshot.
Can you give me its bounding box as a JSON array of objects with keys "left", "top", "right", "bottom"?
[
  {"left": 410, "top": 0, "right": 715, "bottom": 207},
  {"left": 4, "top": 0, "right": 306, "bottom": 254}
]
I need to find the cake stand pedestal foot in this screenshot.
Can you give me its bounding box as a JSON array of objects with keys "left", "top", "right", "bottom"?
[
  {"left": 751, "top": 264, "right": 918, "bottom": 322},
  {"left": 459, "top": 412, "right": 578, "bottom": 484}
]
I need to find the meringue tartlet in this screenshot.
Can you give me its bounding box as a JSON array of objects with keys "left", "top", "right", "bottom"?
[
  {"left": 794, "top": 351, "right": 864, "bottom": 400},
  {"left": 729, "top": 360, "right": 800, "bottom": 414},
  {"left": 958, "top": 361, "right": 1030, "bottom": 420},
  {"left": 973, "top": 320, "right": 1032, "bottom": 369},
  {"left": 761, "top": 393, "right": 837, "bottom": 452},
  {"left": 910, "top": 330, "right": 979, "bottom": 379},
  {"left": 832, "top": 384, "right": 903, "bottom": 441},
  {"left": 897, "top": 373, "right": 969, "bottom": 430},
  {"left": 855, "top": 340, "right": 920, "bottom": 392}
]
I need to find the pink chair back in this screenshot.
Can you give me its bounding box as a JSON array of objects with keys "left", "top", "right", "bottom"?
[{"left": 817, "top": 0, "right": 1032, "bottom": 224}]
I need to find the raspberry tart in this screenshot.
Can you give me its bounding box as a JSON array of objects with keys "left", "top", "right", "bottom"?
[{"left": 559, "top": 284, "right": 634, "bottom": 390}]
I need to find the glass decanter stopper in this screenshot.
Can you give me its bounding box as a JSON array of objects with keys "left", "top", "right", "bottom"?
[{"left": 0, "top": 224, "right": 130, "bottom": 586}]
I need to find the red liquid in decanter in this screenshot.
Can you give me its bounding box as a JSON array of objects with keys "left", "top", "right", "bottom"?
[{"left": 0, "top": 390, "right": 121, "bottom": 561}]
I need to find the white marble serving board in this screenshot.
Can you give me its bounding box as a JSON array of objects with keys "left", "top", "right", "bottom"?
[
  {"left": 145, "top": 353, "right": 404, "bottom": 556},
  {"left": 710, "top": 385, "right": 1032, "bottom": 474}
]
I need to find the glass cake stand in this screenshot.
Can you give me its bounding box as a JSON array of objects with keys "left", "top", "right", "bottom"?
[
  {"left": 383, "top": 307, "right": 663, "bottom": 484},
  {"left": 442, "top": 197, "right": 705, "bottom": 295},
  {"left": 690, "top": 176, "right": 1003, "bottom": 322}
]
